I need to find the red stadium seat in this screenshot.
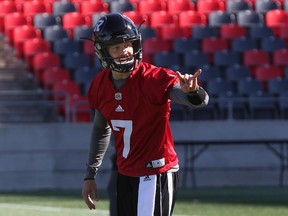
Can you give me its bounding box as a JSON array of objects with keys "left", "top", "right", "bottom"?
[
  {"left": 0, "top": 1, "right": 18, "bottom": 32},
  {"left": 52, "top": 79, "right": 81, "bottom": 102},
  {"left": 178, "top": 11, "right": 207, "bottom": 36},
  {"left": 201, "top": 37, "right": 229, "bottom": 54},
  {"left": 142, "top": 52, "right": 154, "bottom": 64},
  {"left": 82, "top": 40, "right": 95, "bottom": 60},
  {"left": 52, "top": 79, "right": 81, "bottom": 97},
  {"left": 149, "top": 10, "right": 178, "bottom": 29},
  {"left": 122, "top": 11, "right": 149, "bottom": 26},
  {"left": 52, "top": 79, "right": 83, "bottom": 118},
  {"left": 34, "top": 0, "right": 59, "bottom": 3},
  {"left": 272, "top": 49, "right": 288, "bottom": 66},
  {"left": 255, "top": 65, "right": 284, "bottom": 81},
  {"left": 13, "top": 25, "right": 42, "bottom": 58},
  {"left": 40, "top": 0, "right": 55, "bottom": 13},
  {"left": 243, "top": 49, "right": 270, "bottom": 76},
  {"left": 266, "top": 9, "right": 288, "bottom": 28},
  {"left": 178, "top": 10, "right": 207, "bottom": 28},
  {"left": 159, "top": 24, "right": 189, "bottom": 40},
  {"left": 42, "top": 66, "right": 71, "bottom": 89},
  {"left": 80, "top": 0, "right": 109, "bottom": 17},
  {"left": 0, "top": 1, "right": 18, "bottom": 14},
  {"left": 167, "top": 0, "right": 195, "bottom": 14},
  {"left": 4, "top": 12, "right": 30, "bottom": 45},
  {"left": 32, "top": 51, "right": 62, "bottom": 80},
  {"left": 254, "top": 64, "right": 284, "bottom": 89},
  {"left": 23, "top": 38, "right": 51, "bottom": 68},
  {"left": 278, "top": 25, "right": 288, "bottom": 40},
  {"left": 142, "top": 38, "right": 172, "bottom": 54},
  {"left": 243, "top": 49, "right": 270, "bottom": 67},
  {"left": 13, "top": 0, "right": 35, "bottom": 3},
  {"left": 69, "top": 94, "right": 91, "bottom": 122},
  {"left": 22, "top": 0, "right": 48, "bottom": 18},
  {"left": 62, "top": 12, "right": 91, "bottom": 32},
  {"left": 197, "top": 0, "right": 226, "bottom": 15},
  {"left": 138, "top": 0, "right": 167, "bottom": 15},
  {"left": 70, "top": 0, "right": 87, "bottom": 4},
  {"left": 220, "top": 24, "right": 247, "bottom": 39}
]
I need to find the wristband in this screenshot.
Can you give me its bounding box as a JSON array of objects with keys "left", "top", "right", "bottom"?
[
  {"left": 187, "top": 86, "right": 200, "bottom": 96},
  {"left": 84, "top": 177, "right": 95, "bottom": 181}
]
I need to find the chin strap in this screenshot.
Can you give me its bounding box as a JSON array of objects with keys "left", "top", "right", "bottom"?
[{"left": 80, "top": 37, "right": 94, "bottom": 42}]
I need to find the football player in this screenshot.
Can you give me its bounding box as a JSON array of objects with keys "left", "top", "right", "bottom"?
[{"left": 82, "top": 13, "right": 209, "bottom": 216}]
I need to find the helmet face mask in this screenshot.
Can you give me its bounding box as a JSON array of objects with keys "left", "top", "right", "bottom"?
[{"left": 93, "top": 13, "right": 142, "bottom": 73}]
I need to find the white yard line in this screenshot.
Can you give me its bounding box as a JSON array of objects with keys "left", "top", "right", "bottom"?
[
  {"left": 0, "top": 203, "right": 197, "bottom": 216},
  {"left": 0, "top": 203, "right": 108, "bottom": 215}
]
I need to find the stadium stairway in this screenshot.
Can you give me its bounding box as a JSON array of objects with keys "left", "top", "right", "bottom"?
[{"left": 0, "top": 33, "right": 61, "bottom": 123}]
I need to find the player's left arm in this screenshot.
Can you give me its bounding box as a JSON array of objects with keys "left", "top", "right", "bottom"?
[{"left": 170, "top": 69, "right": 209, "bottom": 107}]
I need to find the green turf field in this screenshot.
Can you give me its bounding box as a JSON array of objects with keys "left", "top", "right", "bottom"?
[{"left": 1, "top": 187, "right": 288, "bottom": 216}]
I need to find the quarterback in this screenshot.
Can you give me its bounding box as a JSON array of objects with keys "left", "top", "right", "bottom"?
[{"left": 82, "top": 13, "right": 209, "bottom": 216}]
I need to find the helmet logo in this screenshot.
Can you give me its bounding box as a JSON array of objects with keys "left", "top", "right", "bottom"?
[{"left": 94, "top": 19, "right": 105, "bottom": 32}]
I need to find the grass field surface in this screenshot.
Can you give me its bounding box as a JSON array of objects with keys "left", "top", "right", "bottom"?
[{"left": 1, "top": 187, "right": 288, "bottom": 216}]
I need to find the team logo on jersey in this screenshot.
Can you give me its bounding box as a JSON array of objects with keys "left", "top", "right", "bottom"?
[
  {"left": 115, "top": 92, "right": 122, "bottom": 100},
  {"left": 143, "top": 176, "right": 151, "bottom": 181},
  {"left": 115, "top": 105, "right": 124, "bottom": 112}
]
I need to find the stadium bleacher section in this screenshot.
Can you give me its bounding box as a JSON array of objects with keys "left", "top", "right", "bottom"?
[
  {"left": 0, "top": 33, "right": 60, "bottom": 122},
  {"left": 0, "top": 0, "right": 288, "bottom": 123}
]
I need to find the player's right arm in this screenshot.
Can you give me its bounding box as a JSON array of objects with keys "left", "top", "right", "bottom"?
[{"left": 82, "top": 109, "right": 111, "bottom": 209}]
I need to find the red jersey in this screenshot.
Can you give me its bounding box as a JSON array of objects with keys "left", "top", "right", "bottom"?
[{"left": 88, "top": 62, "right": 179, "bottom": 177}]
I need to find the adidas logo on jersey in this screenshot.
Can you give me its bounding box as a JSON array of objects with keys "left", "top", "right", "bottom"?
[
  {"left": 143, "top": 176, "right": 151, "bottom": 181},
  {"left": 115, "top": 105, "right": 124, "bottom": 112}
]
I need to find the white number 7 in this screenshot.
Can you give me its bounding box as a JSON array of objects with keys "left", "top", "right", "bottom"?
[{"left": 111, "top": 120, "right": 132, "bottom": 158}]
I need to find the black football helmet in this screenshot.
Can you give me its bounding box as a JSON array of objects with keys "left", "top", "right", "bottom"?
[{"left": 92, "top": 13, "right": 142, "bottom": 73}]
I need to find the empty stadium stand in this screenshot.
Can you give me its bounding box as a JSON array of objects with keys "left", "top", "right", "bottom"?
[
  {"left": 0, "top": 33, "right": 60, "bottom": 123},
  {"left": 0, "top": 0, "right": 288, "bottom": 123}
]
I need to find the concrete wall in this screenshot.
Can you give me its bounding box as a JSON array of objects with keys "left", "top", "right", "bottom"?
[{"left": 1, "top": 120, "right": 288, "bottom": 191}]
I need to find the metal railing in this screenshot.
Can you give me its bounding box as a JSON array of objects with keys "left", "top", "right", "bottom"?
[
  {"left": 0, "top": 90, "right": 70, "bottom": 123},
  {"left": 0, "top": 90, "right": 287, "bottom": 123}
]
